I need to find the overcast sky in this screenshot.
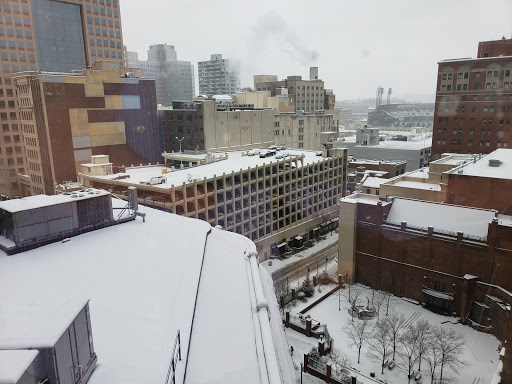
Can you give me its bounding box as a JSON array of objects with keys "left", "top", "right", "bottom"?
[{"left": 120, "top": 0, "right": 512, "bottom": 102}]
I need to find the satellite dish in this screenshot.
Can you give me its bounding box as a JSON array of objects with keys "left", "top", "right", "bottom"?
[{"left": 187, "top": 173, "right": 192, "bottom": 182}]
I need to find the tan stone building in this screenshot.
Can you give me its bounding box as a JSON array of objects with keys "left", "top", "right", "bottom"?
[{"left": 13, "top": 61, "right": 160, "bottom": 196}]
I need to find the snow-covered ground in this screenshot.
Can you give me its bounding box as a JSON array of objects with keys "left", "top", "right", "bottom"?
[{"left": 285, "top": 285, "right": 501, "bottom": 384}]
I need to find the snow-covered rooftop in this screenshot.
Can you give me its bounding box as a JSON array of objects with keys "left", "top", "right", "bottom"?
[
  {"left": 0, "top": 350, "right": 39, "bottom": 384},
  {"left": 341, "top": 193, "right": 390, "bottom": 206},
  {"left": 0, "top": 299, "right": 89, "bottom": 349},
  {"left": 0, "top": 198, "right": 287, "bottom": 384},
  {"left": 0, "top": 188, "right": 109, "bottom": 213},
  {"left": 386, "top": 198, "right": 496, "bottom": 237},
  {"left": 361, "top": 177, "right": 387, "bottom": 189},
  {"left": 93, "top": 150, "right": 326, "bottom": 188},
  {"left": 404, "top": 167, "right": 430, "bottom": 179},
  {"left": 447, "top": 149, "right": 512, "bottom": 180},
  {"left": 391, "top": 180, "right": 441, "bottom": 191}
]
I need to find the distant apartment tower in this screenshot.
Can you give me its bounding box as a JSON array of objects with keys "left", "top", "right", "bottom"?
[
  {"left": 123, "top": 46, "right": 139, "bottom": 67},
  {"left": 198, "top": 54, "right": 240, "bottom": 96},
  {"left": 0, "top": 0, "right": 124, "bottom": 198},
  {"left": 431, "top": 38, "right": 512, "bottom": 160},
  {"left": 254, "top": 68, "right": 328, "bottom": 113},
  {"left": 138, "top": 44, "right": 195, "bottom": 105},
  {"left": 14, "top": 61, "right": 161, "bottom": 196}
]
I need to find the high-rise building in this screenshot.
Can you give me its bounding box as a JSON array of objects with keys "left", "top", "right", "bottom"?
[
  {"left": 123, "top": 45, "right": 138, "bottom": 67},
  {"left": 198, "top": 54, "right": 240, "bottom": 96},
  {"left": 254, "top": 68, "right": 328, "bottom": 113},
  {"left": 138, "top": 44, "right": 195, "bottom": 105},
  {"left": 0, "top": 0, "right": 124, "bottom": 198},
  {"left": 431, "top": 38, "right": 512, "bottom": 160},
  {"left": 13, "top": 61, "right": 161, "bottom": 196}
]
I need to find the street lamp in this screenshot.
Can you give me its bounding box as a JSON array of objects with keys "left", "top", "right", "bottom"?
[{"left": 175, "top": 137, "right": 184, "bottom": 167}]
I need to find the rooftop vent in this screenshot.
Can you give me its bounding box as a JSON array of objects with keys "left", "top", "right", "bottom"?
[{"left": 488, "top": 159, "right": 503, "bottom": 167}]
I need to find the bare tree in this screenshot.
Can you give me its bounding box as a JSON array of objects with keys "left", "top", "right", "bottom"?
[
  {"left": 368, "top": 320, "right": 392, "bottom": 374},
  {"left": 396, "top": 326, "right": 419, "bottom": 382},
  {"left": 425, "top": 336, "right": 442, "bottom": 384},
  {"left": 345, "top": 286, "right": 362, "bottom": 322},
  {"left": 344, "top": 319, "right": 373, "bottom": 364},
  {"left": 330, "top": 347, "right": 351, "bottom": 376},
  {"left": 385, "top": 311, "right": 406, "bottom": 361},
  {"left": 413, "top": 319, "right": 432, "bottom": 371},
  {"left": 434, "top": 327, "right": 467, "bottom": 383},
  {"left": 373, "top": 290, "right": 387, "bottom": 321},
  {"left": 383, "top": 290, "right": 394, "bottom": 316}
]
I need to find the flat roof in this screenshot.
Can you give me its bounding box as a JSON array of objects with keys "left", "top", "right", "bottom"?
[
  {"left": 0, "top": 300, "right": 90, "bottom": 349},
  {"left": 0, "top": 350, "right": 39, "bottom": 384},
  {"left": 391, "top": 180, "right": 441, "bottom": 191},
  {"left": 0, "top": 198, "right": 286, "bottom": 384},
  {"left": 0, "top": 188, "right": 109, "bottom": 213},
  {"left": 386, "top": 198, "right": 496, "bottom": 238},
  {"left": 340, "top": 193, "right": 390, "bottom": 206},
  {"left": 361, "top": 177, "right": 387, "bottom": 188},
  {"left": 439, "top": 55, "right": 512, "bottom": 64},
  {"left": 404, "top": 168, "right": 430, "bottom": 179},
  {"left": 447, "top": 149, "right": 512, "bottom": 180},
  {"left": 92, "top": 150, "right": 331, "bottom": 188}
]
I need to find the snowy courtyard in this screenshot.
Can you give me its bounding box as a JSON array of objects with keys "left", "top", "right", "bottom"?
[{"left": 284, "top": 284, "right": 501, "bottom": 384}]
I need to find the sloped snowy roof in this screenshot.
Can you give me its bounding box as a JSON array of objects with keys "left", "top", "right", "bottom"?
[
  {"left": 0, "top": 198, "right": 288, "bottom": 384},
  {"left": 0, "top": 350, "right": 39, "bottom": 384},
  {"left": 386, "top": 198, "right": 495, "bottom": 237}
]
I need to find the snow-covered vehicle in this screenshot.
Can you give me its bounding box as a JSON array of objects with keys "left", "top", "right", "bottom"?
[{"left": 141, "top": 176, "right": 167, "bottom": 185}]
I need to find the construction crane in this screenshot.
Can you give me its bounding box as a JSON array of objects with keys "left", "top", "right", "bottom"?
[{"left": 387, "top": 88, "right": 392, "bottom": 104}]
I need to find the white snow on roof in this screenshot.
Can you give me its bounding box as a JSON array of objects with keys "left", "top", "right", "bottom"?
[
  {"left": 405, "top": 167, "right": 430, "bottom": 179},
  {"left": 386, "top": 198, "right": 495, "bottom": 237},
  {"left": 0, "top": 299, "right": 89, "bottom": 349},
  {"left": 361, "top": 177, "right": 386, "bottom": 189},
  {"left": 392, "top": 180, "right": 441, "bottom": 191},
  {"left": 341, "top": 193, "right": 389, "bottom": 206},
  {"left": 498, "top": 214, "right": 512, "bottom": 227},
  {"left": 0, "top": 198, "right": 283, "bottom": 384},
  {"left": 0, "top": 350, "right": 39, "bottom": 384},
  {"left": 449, "top": 149, "right": 512, "bottom": 180},
  {"left": 93, "top": 150, "right": 325, "bottom": 188},
  {"left": 0, "top": 188, "right": 109, "bottom": 213}
]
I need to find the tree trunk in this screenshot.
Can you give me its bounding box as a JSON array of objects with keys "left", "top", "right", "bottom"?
[
  {"left": 418, "top": 353, "right": 422, "bottom": 370},
  {"left": 358, "top": 347, "right": 361, "bottom": 364},
  {"left": 440, "top": 361, "right": 444, "bottom": 383}
]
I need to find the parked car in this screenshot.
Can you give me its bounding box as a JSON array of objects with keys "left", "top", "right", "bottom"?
[
  {"left": 259, "top": 149, "right": 276, "bottom": 158},
  {"left": 113, "top": 173, "right": 130, "bottom": 180},
  {"left": 275, "top": 151, "right": 289, "bottom": 159},
  {"left": 247, "top": 149, "right": 261, "bottom": 156},
  {"left": 140, "top": 176, "right": 167, "bottom": 185}
]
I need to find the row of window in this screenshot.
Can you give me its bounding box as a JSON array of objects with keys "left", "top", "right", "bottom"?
[
  {"left": 441, "top": 82, "right": 512, "bottom": 91},
  {"left": 1, "top": 64, "right": 36, "bottom": 72},
  {"left": 2, "top": 4, "right": 29, "bottom": 13},
  {"left": 437, "top": 139, "right": 508, "bottom": 148},
  {"left": 0, "top": 52, "right": 35, "bottom": 61},
  {"left": 89, "top": 38, "right": 121, "bottom": 49},
  {"left": 439, "top": 94, "right": 512, "bottom": 102},
  {"left": 0, "top": 17, "right": 30, "bottom": 26},
  {"left": 0, "top": 29, "right": 32, "bottom": 39},
  {"left": 89, "top": 49, "right": 121, "bottom": 59},
  {"left": 84, "top": 0, "right": 119, "bottom": 6},
  {"left": 441, "top": 69, "right": 511, "bottom": 81},
  {"left": 85, "top": 5, "right": 119, "bottom": 16},
  {"left": 86, "top": 17, "right": 120, "bottom": 28},
  {"left": 437, "top": 116, "right": 512, "bottom": 126},
  {"left": 437, "top": 127, "right": 510, "bottom": 136}
]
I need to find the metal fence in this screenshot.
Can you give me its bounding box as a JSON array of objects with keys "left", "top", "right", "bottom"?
[{"left": 164, "top": 330, "right": 182, "bottom": 384}]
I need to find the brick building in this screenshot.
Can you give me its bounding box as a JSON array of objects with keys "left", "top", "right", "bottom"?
[
  {"left": 14, "top": 61, "right": 161, "bottom": 195},
  {"left": 431, "top": 38, "right": 512, "bottom": 160},
  {"left": 0, "top": 0, "right": 124, "bottom": 198},
  {"left": 338, "top": 194, "right": 512, "bottom": 341}
]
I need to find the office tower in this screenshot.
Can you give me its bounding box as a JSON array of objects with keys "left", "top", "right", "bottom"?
[
  {"left": 0, "top": 0, "right": 124, "bottom": 198},
  {"left": 138, "top": 44, "right": 195, "bottom": 105},
  {"left": 198, "top": 54, "right": 240, "bottom": 96}
]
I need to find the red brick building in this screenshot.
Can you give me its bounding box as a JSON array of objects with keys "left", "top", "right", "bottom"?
[
  {"left": 431, "top": 38, "right": 512, "bottom": 160},
  {"left": 338, "top": 195, "right": 512, "bottom": 341}
]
